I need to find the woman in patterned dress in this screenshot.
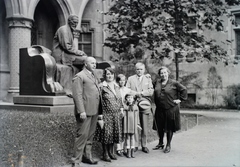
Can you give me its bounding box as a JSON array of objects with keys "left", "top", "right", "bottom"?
[{"left": 94, "top": 67, "right": 124, "bottom": 162}]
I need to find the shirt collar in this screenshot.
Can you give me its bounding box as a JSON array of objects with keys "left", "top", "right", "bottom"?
[
  {"left": 137, "top": 75, "right": 143, "bottom": 81},
  {"left": 102, "top": 81, "right": 119, "bottom": 87},
  {"left": 85, "top": 68, "right": 93, "bottom": 75}
]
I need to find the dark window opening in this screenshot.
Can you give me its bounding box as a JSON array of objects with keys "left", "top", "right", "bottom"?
[{"left": 78, "top": 22, "right": 93, "bottom": 56}]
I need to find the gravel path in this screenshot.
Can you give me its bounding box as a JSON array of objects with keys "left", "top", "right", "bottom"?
[{"left": 76, "top": 110, "right": 240, "bottom": 167}]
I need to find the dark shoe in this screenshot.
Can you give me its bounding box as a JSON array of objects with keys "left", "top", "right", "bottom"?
[
  {"left": 131, "top": 149, "right": 135, "bottom": 158},
  {"left": 71, "top": 163, "right": 81, "bottom": 167},
  {"left": 153, "top": 143, "right": 164, "bottom": 150},
  {"left": 109, "top": 153, "right": 117, "bottom": 160},
  {"left": 164, "top": 145, "right": 171, "bottom": 153},
  {"left": 70, "top": 158, "right": 80, "bottom": 167},
  {"left": 134, "top": 147, "right": 138, "bottom": 152},
  {"left": 142, "top": 147, "right": 149, "bottom": 153},
  {"left": 102, "top": 154, "right": 111, "bottom": 162},
  {"left": 82, "top": 157, "right": 98, "bottom": 165},
  {"left": 116, "top": 150, "right": 123, "bottom": 157},
  {"left": 126, "top": 149, "right": 131, "bottom": 158}
]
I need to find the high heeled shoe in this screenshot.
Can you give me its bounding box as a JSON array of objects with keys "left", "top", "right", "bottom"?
[
  {"left": 153, "top": 143, "right": 164, "bottom": 150},
  {"left": 163, "top": 145, "right": 171, "bottom": 153}
]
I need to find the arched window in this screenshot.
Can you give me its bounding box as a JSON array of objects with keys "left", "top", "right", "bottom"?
[{"left": 31, "top": 0, "right": 60, "bottom": 50}]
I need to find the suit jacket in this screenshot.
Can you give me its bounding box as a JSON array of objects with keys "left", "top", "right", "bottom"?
[
  {"left": 52, "top": 24, "right": 77, "bottom": 65},
  {"left": 126, "top": 74, "right": 154, "bottom": 97},
  {"left": 72, "top": 68, "right": 101, "bottom": 116},
  {"left": 126, "top": 74, "right": 154, "bottom": 114}
]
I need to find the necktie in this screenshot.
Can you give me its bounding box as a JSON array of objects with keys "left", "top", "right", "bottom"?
[{"left": 91, "top": 73, "right": 95, "bottom": 81}]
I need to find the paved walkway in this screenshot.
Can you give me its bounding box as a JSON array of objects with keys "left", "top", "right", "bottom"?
[{"left": 74, "top": 110, "right": 240, "bottom": 167}]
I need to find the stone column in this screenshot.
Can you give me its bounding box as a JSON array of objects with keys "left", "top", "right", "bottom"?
[{"left": 7, "top": 17, "right": 33, "bottom": 93}]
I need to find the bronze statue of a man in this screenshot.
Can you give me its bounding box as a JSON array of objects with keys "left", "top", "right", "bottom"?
[
  {"left": 52, "top": 14, "right": 87, "bottom": 66},
  {"left": 52, "top": 14, "right": 87, "bottom": 95}
]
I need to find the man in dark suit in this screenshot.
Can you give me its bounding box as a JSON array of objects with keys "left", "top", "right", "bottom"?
[
  {"left": 71, "top": 57, "right": 101, "bottom": 167},
  {"left": 126, "top": 62, "right": 154, "bottom": 153}
]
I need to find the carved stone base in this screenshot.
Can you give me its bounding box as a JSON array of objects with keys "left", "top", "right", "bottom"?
[
  {"left": 13, "top": 95, "right": 74, "bottom": 106},
  {"left": 0, "top": 95, "right": 74, "bottom": 113},
  {"left": 0, "top": 103, "right": 74, "bottom": 113}
]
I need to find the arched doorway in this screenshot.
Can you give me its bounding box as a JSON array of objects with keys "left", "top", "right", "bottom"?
[
  {"left": 0, "top": 0, "right": 10, "bottom": 100},
  {"left": 31, "top": 0, "right": 61, "bottom": 51}
]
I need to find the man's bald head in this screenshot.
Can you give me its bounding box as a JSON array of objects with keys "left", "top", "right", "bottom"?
[{"left": 85, "top": 57, "right": 96, "bottom": 72}]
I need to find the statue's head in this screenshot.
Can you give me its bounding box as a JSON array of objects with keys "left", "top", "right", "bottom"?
[{"left": 68, "top": 14, "right": 79, "bottom": 30}]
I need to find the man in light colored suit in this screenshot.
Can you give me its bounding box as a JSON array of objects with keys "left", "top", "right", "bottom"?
[
  {"left": 126, "top": 62, "right": 154, "bottom": 153},
  {"left": 71, "top": 57, "right": 101, "bottom": 167}
]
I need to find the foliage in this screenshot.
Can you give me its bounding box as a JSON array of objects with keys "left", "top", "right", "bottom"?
[
  {"left": 0, "top": 110, "right": 76, "bottom": 167},
  {"left": 181, "top": 103, "right": 226, "bottom": 109},
  {"left": 205, "top": 66, "right": 223, "bottom": 105},
  {"left": 177, "top": 70, "right": 203, "bottom": 107},
  {"left": 103, "top": 0, "right": 240, "bottom": 63},
  {"left": 179, "top": 71, "right": 203, "bottom": 90},
  {"left": 222, "top": 84, "right": 240, "bottom": 109}
]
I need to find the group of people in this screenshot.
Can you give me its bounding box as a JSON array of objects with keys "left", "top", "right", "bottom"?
[
  {"left": 52, "top": 14, "right": 188, "bottom": 167},
  {"left": 70, "top": 56, "right": 188, "bottom": 167}
]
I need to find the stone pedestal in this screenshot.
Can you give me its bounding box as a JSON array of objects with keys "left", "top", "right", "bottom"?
[
  {"left": 13, "top": 95, "right": 74, "bottom": 106},
  {"left": 0, "top": 96, "right": 74, "bottom": 113}
]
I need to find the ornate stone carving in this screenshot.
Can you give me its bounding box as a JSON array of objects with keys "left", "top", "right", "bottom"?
[{"left": 8, "top": 17, "right": 33, "bottom": 29}]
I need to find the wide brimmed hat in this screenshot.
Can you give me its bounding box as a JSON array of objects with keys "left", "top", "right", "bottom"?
[{"left": 138, "top": 98, "right": 151, "bottom": 110}]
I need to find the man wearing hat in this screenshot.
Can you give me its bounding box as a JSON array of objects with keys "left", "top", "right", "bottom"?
[{"left": 126, "top": 62, "right": 154, "bottom": 153}]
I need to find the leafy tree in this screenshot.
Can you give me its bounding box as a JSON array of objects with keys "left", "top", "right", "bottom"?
[
  {"left": 103, "top": 0, "right": 240, "bottom": 64},
  {"left": 206, "top": 66, "right": 223, "bottom": 105},
  {"left": 222, "top": 84, "right": 240, "bottom": 109},
  {"left": 179, "top": 71, "right": 203, "bottom": 90}
]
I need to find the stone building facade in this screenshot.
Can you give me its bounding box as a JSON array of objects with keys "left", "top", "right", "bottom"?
[
  {"left": 0, "top": 0, "right": 240, "bottom": 105},
  {"left": 0, "top": 0, "right": 113, "bottom": 101}
]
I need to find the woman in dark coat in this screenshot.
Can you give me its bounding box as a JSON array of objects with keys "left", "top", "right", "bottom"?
[{"left": 153, "top": 66, "right": 187, "bottom": 153}]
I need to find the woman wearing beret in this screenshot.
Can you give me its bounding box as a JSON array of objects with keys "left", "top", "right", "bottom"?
[{"left": 153, "top": 66, "right": 187, "bottom": 153}]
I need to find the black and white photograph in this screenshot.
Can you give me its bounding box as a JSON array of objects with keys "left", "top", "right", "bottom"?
[{"left": 0, "top": 0, "right": 240, "bottom": 166}]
